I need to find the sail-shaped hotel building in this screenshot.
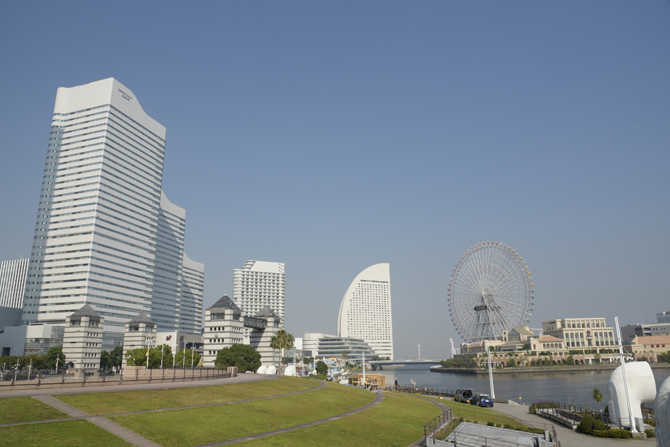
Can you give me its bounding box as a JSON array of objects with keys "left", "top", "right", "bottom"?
[{"left": 337, "top": 263, "right": 394, "bottom": 359}]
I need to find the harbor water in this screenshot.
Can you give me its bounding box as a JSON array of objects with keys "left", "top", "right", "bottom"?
[{"left": 375, "top": 366, "right": 670, "bottom": 409}]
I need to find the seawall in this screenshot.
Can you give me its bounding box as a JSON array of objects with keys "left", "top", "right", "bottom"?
[{"left": 431, "top": 363, "right": 670, "bottom": 375}]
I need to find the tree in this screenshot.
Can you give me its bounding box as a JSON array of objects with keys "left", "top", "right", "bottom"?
[
  {"left": 147, "top": 344, "right": 173, "bottom": 368},
  {"left": 125, "top": 348, "right": 148, "bottom": 366},
  {"left": 44, "top": 346, "right": 65, "bottom": 370},
  {"left": 273, "top": 330, "right": 295, "bottom": 368},
  {"left": 566, "top": 355, "right": 575, "bottom": 366},
  {"left": 342, "top": 351, "right": 348, "bottom": 364},
  {"left": 594, "top": 353, "right": 601, "bottom": 364},
  {"left": 592, "top": 387, "right": 603, "bottom": 413},
  {"left": 270, "top": 335, "right": 281, "bottom": 367},
  {"left": 215, "top": 344, "right": 261, "bottom": 372},
  {"left": 316, "top": 360, "right": 328, "bottom": 376},
  {"left": 175, "top": 348, "right": 200, "bottom": 367},
  {"left": 109, "top": 346, "right": 123, "bottom": 368},
  {"left": 508, "top": 358, "right": 516, "bottom": 367}
]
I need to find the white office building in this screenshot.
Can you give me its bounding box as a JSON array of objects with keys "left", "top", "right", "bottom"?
[
  {"left": 0, "top": 258, "right": 29, "bottom": 308},
  {"left": 21, "top": 78, "right": 204, "bottom": 351},
  {"left": 337, "top": 263, "right": 394, "bottom": 359},
  {"left": 232, "top": 261, "right": 285, "bottom": 342}
]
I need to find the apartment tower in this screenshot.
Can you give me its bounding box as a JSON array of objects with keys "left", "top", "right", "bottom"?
[
  {"left": 232, "top": 261, "right": 285, "bottom": 343},
  {"left": 22, "top": 78, "right": 204, "bottom": 350}
]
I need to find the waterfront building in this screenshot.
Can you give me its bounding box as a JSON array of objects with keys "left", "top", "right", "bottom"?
[
  {"left": 528, "top": 335, "right": 566, "bottom": 353},
  {"left": 337, "top": 263, "right": 394, "bottom": 359},
  {"left": 21, "top": 78, "right": 203, "bottom": 351},
  {"left": 0, "top": 323, "right": 63, "bottom": 357},
  {"left": 621, "top": 322, "right": 670, "bottom": 345},
  {"left": 542, "top": 318, "right": 615, "bottom": 349},
  {"left": 232, "top": 261, "right": 285, "bottom": 343},
  {"left": 500, "top": 325, "right": 533, "bottom": 343},
  {"left": 629, "top": 335, "right": 670, "bottom": 362},
  {"left": 302, "top": 332, "right": 375, "bottom": 361},
  {"left": 203, "top": 295, "right": 244, "bottom": 367},
  {"left": 122, "top": 313, "right": 156, "bottom": 367},
  {"left": 62, "top": 305, "right": 103, "bottom": 370},
  {"left": 0, "top": 259, "right": 29, "bottom": 309}
]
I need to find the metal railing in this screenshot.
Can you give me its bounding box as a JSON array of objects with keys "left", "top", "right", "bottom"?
[
  {"left": 0, "top": 367, "right": 233, "bottom": 389},
  {"left": 424, "top": 408, "right": 453, "bottom": 445}
]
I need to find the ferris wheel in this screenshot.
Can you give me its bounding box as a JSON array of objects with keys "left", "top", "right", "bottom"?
[{"left": 447, "top": 241, "right": 534, "bottom": 342}]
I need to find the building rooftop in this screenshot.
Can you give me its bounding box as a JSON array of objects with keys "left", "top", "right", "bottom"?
[
  {"left": 70, "top": 304, "right": 101, "bottom": 320},
  {"left": 128, "top": 312, "right": 155, "bottom": 325},
  {"left": 209, "top": 295, "right": 240, "bottom": 311},
  {"left": 255, "top": 306, "right": 279, "bottom": 319}
]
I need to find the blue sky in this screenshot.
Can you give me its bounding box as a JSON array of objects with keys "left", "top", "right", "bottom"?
[{"left": 1, "top": 1, "right": 668, "bottom": 359}]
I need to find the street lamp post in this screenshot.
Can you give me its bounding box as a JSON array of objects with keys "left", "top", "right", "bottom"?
[{"left": 160, "top": 344, "right": 164, "bottom": 369}]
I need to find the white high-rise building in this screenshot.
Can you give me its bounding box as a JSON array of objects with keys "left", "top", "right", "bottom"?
[
  {"left": 0, "top": 259, "right": 29, "bottom": 308},
  {"left": 337, "top": 263, "right": 394, "bottom": 359},
  {"left": 21, "top": 78, "right": 204, "bottom": 350},
  {"left": 232, "top": 261, "right": 285, "bottom": 342}
]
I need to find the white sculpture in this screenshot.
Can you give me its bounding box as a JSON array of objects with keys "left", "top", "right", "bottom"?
[
  {"left": 284, "top": 365, "right": 296, "bottom": 377},
  {"left": 265, "top": 365, "right": 277, "bottom": 375},
  {"left": 607, "top": 361, "right": 656, "bottom": 431},
  {"left": 256, "top": 365, "right": 267, "bottom": 374},
  {"left": 655, "top": 375, "right": 670, "bottom": 447}
]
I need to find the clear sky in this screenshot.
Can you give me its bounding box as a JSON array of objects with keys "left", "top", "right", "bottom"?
[{"left": 1, "top": 1, "right": 668, "bottom": 360}]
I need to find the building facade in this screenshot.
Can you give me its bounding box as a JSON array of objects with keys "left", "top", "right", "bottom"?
[
  {"left": 0, "top": 258, "right": 29, "bottom": 308},
  {"left": 21, "top": 78, "right": 203, "bottom": 351},
  {"left": 232, "top": 260, "right": 285, "bottom": 342},
  {"left": 203, "top": 295, "right": 244, "bottom": 367},
  {"left": 302, "top": 332, "right": 375, "bottom": 361},
  {"left": 122, "top": 313, "right": 157, "bottom": 367},
  {"left": 337, "top": 263, "right": 394, "bottom": 359},
  {"left": 62, "top": 305, "right": 103, "bottom": 370},
  {"left": 658, "top": 311, "right": 670, "bottom": 324},
  {"left": 542, "top": 318, "right": 616, "bottom": 349},
  {"left": 621, "top": 322, "right": 670, "bottom": 345},
  {"left": 248, "top": 306, "right": 280, "bottom": 367}
]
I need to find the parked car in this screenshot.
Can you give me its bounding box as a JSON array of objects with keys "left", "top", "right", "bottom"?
[
  {"left": 470, "top": 393, "right": 494, "bottom": 407},
  {"left": 454, "top": 388, "right": 474, "bottom": 403}
]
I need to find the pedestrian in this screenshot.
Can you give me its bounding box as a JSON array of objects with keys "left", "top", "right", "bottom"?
[{"left": 394, "top": 377, "right": 399, "bottom": 392}]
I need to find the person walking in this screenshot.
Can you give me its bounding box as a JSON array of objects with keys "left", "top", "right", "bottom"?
[{"left": 394, "top": 378, "right": 399, "bottom": 392}]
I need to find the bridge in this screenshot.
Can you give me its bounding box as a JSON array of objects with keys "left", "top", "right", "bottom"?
[{"left": 368, "top": 359, "right": 442, "bottom": 370}]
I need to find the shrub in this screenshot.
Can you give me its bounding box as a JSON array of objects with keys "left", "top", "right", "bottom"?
[
  {"left": 487, "top": 422, "right": 495, "bottom": 426},
  {"left": 592, "top": 429, "right": 631, "bottom": 438},
  {"left": 646, "top": 429, "right": 655, "bottom": 438},
  {"left": 577, "top": 415, "right": 596, "bottom": 434},
  {"left": 503, "top": 423, "right": 515, "bottom": 430},
  {"left": 593, "top": 419, "right": 606, "bottom": 431},
  {"left": 529, "top": 401, "right": 560, "bottom": 414}
]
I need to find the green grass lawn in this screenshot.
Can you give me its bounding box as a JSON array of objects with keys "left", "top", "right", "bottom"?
[
  {"left": 0, "top": 397, "right": 69, "bottom": 424},
  {"left": 0, "top": 420, "right": 132, "bottom": 446},
  {"left": 110, "top": 383, "right": 375, "bottom": 447},
  {"left": 425, "top": 396, "right": 524, "bottom": 426},
  {"left": 55, "top": 376, "right": 318, "bottom": 415},
  {"left": 237, "top": 392, "right": 442, "bottom": 447}
]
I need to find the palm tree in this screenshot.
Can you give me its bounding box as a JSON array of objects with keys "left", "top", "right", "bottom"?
[
  {"left": 273, "top": 330, "right": 295, "bottom": 371},
  {"left": 270, "top": 334, "right": 280, "bottom": 368},
  {"left": 592, "top": 387, "right": 603, "bottom": 413}
]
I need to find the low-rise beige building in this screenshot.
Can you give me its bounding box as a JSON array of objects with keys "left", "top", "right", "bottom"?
[
  {"left": 529, "top": 335, "right": 566, "bottom": 354},
  {"left": 62, "top": 305, "right": 103, "bottom": 371},
  {"left": 249, "top": 306, "right": 280, "bottom": 366},
  {"left": 629, "top": 335, "right": 670, "bottom": 362},
  {"left": 542, "top": 317, "right": 616, "bottom": 350}
]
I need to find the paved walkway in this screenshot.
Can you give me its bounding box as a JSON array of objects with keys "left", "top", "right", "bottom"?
[
  {"left": 0, "top": 372, "right": 276, "bottom": 398},
  {"left": 493, "top": 402, "right": 655, "bottom": 447},
  {"left": 407, "top": 395, "right": 451, "bottom": 447}
]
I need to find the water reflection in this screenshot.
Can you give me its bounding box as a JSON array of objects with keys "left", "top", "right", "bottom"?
[{"left": 375, "top": 367, "right": 670, "bottom": 408}]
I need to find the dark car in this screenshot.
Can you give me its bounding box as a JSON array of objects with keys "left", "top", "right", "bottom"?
[
  {"left": 470, "top": 393, "right": 493, "bottom": 407},
  {"left": 454, "top": 388, "right": 474, "bottom": 403}
]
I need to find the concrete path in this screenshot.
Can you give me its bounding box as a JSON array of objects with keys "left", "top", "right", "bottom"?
[
  {"left": 0, "top": 372, "right": 276, "bottom": 398},
  {"left": 493, "top": 402, "right": 655, "bottom": 447},
  {"left": 33, "top": 394, "right": 162, "bottom": 447}
]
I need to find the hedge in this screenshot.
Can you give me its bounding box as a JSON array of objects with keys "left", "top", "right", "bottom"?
[{"left": 591, "top": 429, "right": 631, "bottom": 438}]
